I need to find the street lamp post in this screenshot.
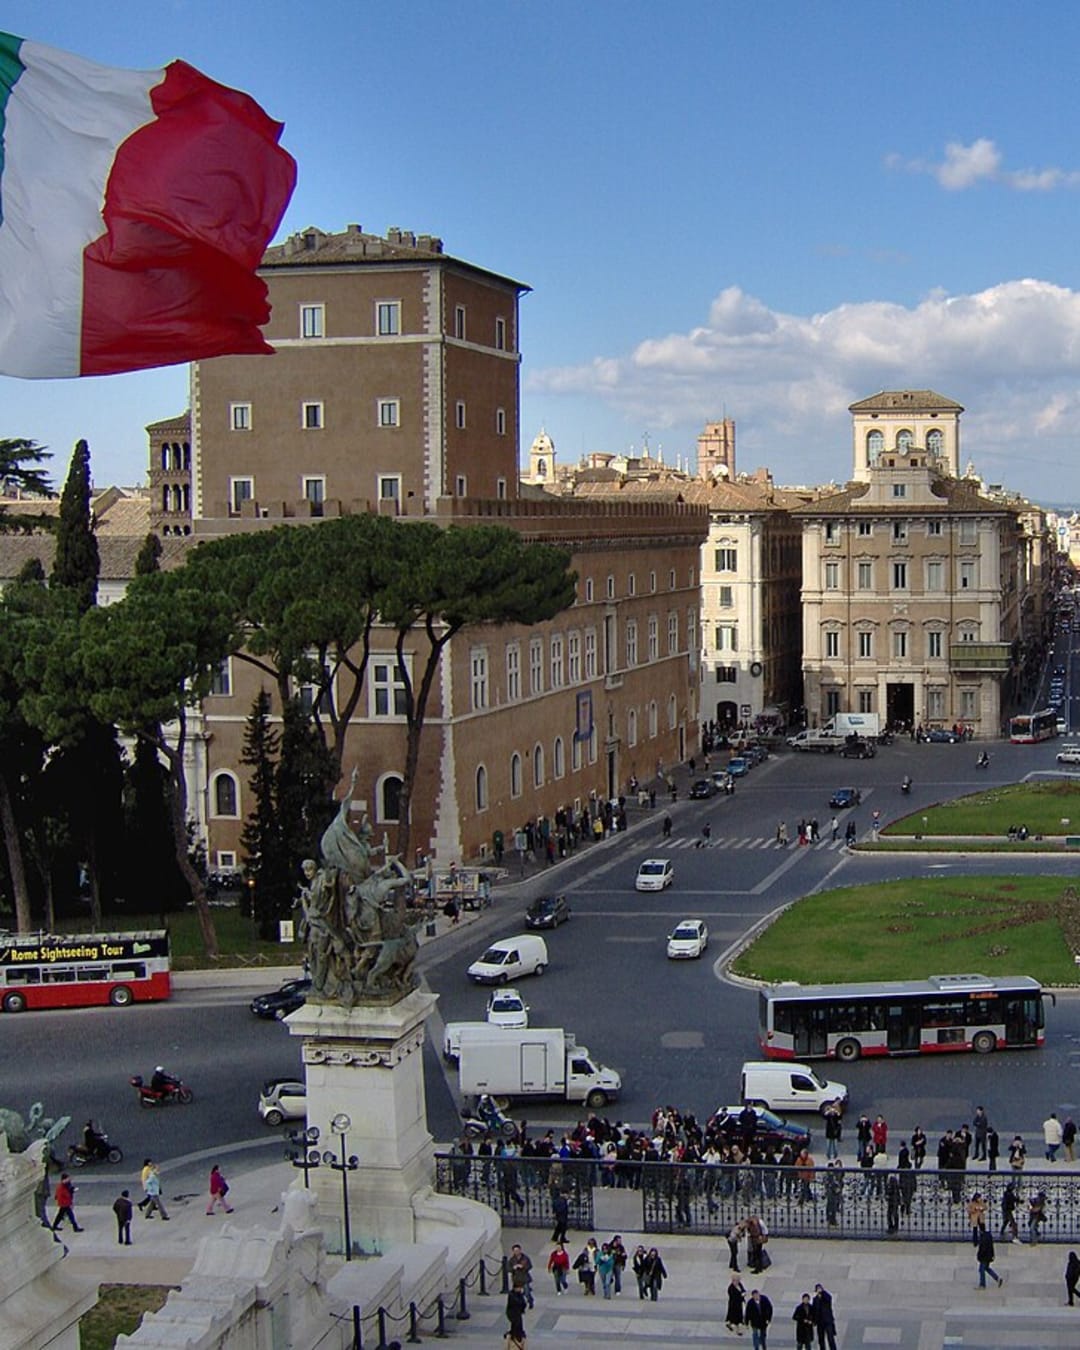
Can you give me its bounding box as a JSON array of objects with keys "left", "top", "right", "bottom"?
[
  {"left": 284, "top": 1126, "right": 321, "bottom": 1187},
  {"left": 323, "top": 1112, "right": 359, "bottom": 1260}
]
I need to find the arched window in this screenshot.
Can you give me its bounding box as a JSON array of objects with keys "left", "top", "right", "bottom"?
[
  {"left": 553, "top": 737, "right": 565, "bottom": 779},
  {"left": 533, "top": 743, "right": 545, "bottom": 788},
  {"left": 212, "top": 773, "right": 238, "bottom": 817},
  {"left": 379, "top": 774, "right": 403, "bottom": 822},
  {"left": 649, "top": 701, "right": 659, "bottom": 737},
  {"left": 896, "top": 429, "right": 913, "bottom": 452},
  {"left": 510, "top": 753, "right": 522, "bottom": 798},
  {"left": 668, "top": 694, "right": 678, "bottom": 731},
  {"left": 628, "top": 708, "right": 638, "bottom": 747},
  {"left": 475, "top": 765, "right": 488, "bottom": 811},
  {"left": 161, "top": 447, "right": 170, "bottom": 471},
  {"left": 926, "top": 428, "right": 943, "bottom": 455},
  {"left": 866, "top": 429, "right": 884, "bottom": 465},
  {"left": 161, "top": 486, "right": 170, "bottom": 511}
]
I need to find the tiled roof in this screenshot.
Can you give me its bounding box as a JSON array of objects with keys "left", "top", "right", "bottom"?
[
  {"left": 146, "top": 412, "right": 190, "bottom": 435},
  {"left": 790, "top": 478, "right": 1013, "bottom": 517},
  {"left": 848, "top": 389, "right": 964, "bottom": 413},
  {"left": 0, "top": 530, "right": 192, "bottom": 582}
]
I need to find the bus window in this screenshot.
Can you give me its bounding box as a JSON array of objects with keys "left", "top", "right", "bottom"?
[
  {"left": 111, "top": 963, "right": 146, "bottom": 980},
  {"left": 43, "top": 967, "right": 76, "bottom": 983},
  {"left": 5, "top": 967, "right": 40, "bottom": 985}
]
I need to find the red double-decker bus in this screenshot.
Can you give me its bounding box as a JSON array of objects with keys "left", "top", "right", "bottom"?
[{"left": 0, "top": 931, "right": 171, "bottom": 1012}]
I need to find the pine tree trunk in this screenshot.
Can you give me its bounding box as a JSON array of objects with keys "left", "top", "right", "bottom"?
[
  {"left": 0, "top": 771, "right": 33, "bottom": 932},
  {"left": 157, "top": 736, "right": 219, "bottom": 960}
]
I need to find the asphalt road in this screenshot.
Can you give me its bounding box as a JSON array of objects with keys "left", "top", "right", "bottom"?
[{"left": 3, "top": 732, "right": 1080, "bottom": 1189}]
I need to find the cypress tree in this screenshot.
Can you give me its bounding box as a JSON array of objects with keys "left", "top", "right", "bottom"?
[{"left": 52, "top": 439, "right": 99, "bottom": 613}]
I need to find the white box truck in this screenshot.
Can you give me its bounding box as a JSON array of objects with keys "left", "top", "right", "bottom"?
[
  {"left": 458, "top": 1026, "right": 621, "bottom": 1108},
  {"left": 785, "top": 729, "right": 844, "bottom": 753},
  {"left": 824, "top": 712, "right": 881, "bottom": 740}
]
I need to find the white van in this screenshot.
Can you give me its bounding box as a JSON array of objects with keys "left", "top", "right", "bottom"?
[
  {"left": 466, "top": 934, "right": 548, "bottom": 985},
  {"left": 740, "top": 1061, "right": 847, "bottom": 1115}
]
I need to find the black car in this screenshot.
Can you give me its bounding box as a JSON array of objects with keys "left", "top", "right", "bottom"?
[
  {"left": 829, "top": 787, "right": 861, "bottom": 809},
  {"left": 524, "top": 895, "right": 571, "bottom": 929},
  {"left": 921, "top": 728, "right": 961, "bottom": 743},
  {"left": 689, "top": 778, "right": 716, "bottom": 799},
  {"left": 840, "top": 738, "right": 876, "bottom": 759},
  {"left": 249, "top": 977, "right": 312, "bottom": 1019},
  {"left": 709, "top": 1105, "right": 811, "bottom": 1151}
]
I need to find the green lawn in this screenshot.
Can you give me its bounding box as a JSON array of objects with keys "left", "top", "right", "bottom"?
[
  {"left": 731, "top": 875, "right": 1080, "bottom": 985},
  {"left": 80, "top": 1284, "right": 176, "bottom": 1349},
  {"left": 54, "top": 907, "right": 301, "bottom": 970},
  {"left": 885, "top": 780, "right": 1080, "bottom": 837}
]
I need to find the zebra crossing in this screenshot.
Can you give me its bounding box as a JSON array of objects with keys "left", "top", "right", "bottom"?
[{"left": 662, "top": 832, "right": 854, "bottom": 851}]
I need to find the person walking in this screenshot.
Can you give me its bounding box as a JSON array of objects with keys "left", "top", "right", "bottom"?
[
  {"left": 142, "top": 1162, "right": 170, "bottom": 1220},
  {"left": 137, "top": 1158, "right": 155, "bottom": 1213},
  {"left": 987, "top": 1126, "right": 1000, "bottom": 1172},
  {"left": 725, "top": 1274, "right": 746, "bottom": 1334},
  {"left": 967, "top": 1194, "right": 987, "bottom": 1246},
  {"left": 611, "top": 1234, "right": 627, "bottom": 1295},
  {"left": 745, "top": 1289, "right": 773, "bottom": 1350},
  {"left": 642, "top": 1246, "right": 667, "bottom": 1301},
  {"left": 811, "top": 1284, "right": 837, "bottom": 1350},
  {"left": 830, "top": 815, "right": 839, "bottom": 842},
  {"left": 776, "top": 820, "right": 788, "bottom": 847},
  {"left": 662, "top": 813, "right": 672, "bottom": 840},
  {"left": 1001, "top": 1181, "right": 1020, "bottom": 1242},
  {"left": 574, "top": 1239, "right": 597, "bottom": 1295},
  {"left": 632, "top": 1244, "right": 648, "bottom": 1299},
  {"left": 745, "top": 1214, "right": 768, "bottom": 1273},
  {"left": 547, "top": 1242, "right": 570, "bottom": 1294},
  {"left": 911, "top": 1125, "right": 927, "bottom": 1169},
  {"left": 1044, "top": 1112, "right": 1063, "bottom": 1162},
  {"left": 51, "top": 1173, "right": 82, "bottom": 1233},
  {"left": 509, "top": 1243, "right": 534, "bottom": 1309},
  {"left": 1008, "top": 1135, "right": 1026, "bottom": 1173},
  {"left": 1063, "top": 1116, "right": 1077, "bottom": 1163},
  {"left": 727, "top": 1218, "right": 745, "bottom": 1271},
  {"left": 823, "top": 1105, "right": 842, "bottom": 1160},
  {"left": 972, "top": 1106, "right": 989, "bottom": 1162},
  {"left": 113, "top": 1189, "right": 134, "bottom": 1245},
  {"left": 792, "top": 1293, "right": 815, "bottom": 1347},
  {"left": 1065, "top": 1250, "right": 1080, "bottom": 1306},
  {"left": 976, "top": 1228, "right": 1004, "bottom": 1288},
  {"left": 205, "top": 1163, "right": 234, "bottom": 1215},
  {"left": 596, "top": 1242, "right": 616, "bottom": 1299},
  {"left": 505, "top": 1285, "right": 527, "bottom": 1347},
  {"left": 550, "top": 1188, "right": 569, "bottom": 1243}
]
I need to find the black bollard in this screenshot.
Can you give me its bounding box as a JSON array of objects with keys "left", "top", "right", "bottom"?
[
  {"left": 457, "top": 1277, "right": 470, "bottom": 1320},
  {"left": 407, "top": 1303, "right": 420, "bottom": 1344}
]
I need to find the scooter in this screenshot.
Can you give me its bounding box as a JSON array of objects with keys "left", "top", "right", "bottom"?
[
  {"left": 67, "top": 1132, "right": 124, "bottom": 1166},
  {"left": 460, "top": 1103, "right": 517, "bottom": 1141},
  {"left": 900, "top": 777, "right": 912, "bottom": 795},
  {"left": 976, "top": 753, "right": 990, "bottom": 770},
  {"left": 129, "top": 1074, "right": 194, "bottom": 1107}
]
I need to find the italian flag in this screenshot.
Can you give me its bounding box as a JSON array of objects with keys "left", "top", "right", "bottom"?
[{"left": 0, "top": 33, "right": 296, "bottom": 378}]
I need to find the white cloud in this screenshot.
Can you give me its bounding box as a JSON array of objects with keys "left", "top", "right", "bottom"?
[
  {"left": 526, "top": 278, "right": 1080, "bottom": 498},
  {"left": 891, "top": 138, "right": 1080, "bottom": 192}
]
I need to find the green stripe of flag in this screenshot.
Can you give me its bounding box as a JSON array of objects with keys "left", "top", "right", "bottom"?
[{"left": 0, "top": 33, "right": 26, "bottom": 227}]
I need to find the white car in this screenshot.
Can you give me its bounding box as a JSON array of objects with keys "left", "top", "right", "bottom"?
[
  {"left": 1057, "top": 746, "right": 1080, "bottom": 766},
  {"left": 486, "top": 987, "right": 529, "bottom": 1028},
  {"left": 258, "top": 1077, "right": 306, "bottom": 1127},
  {"left": 636, "top": 858, "right": 674, "bottom": 892},
  {"left": 667, "top": 919, "right": 708, "bottom": 959}
]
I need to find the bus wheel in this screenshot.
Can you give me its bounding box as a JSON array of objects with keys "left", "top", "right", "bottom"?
[
  {"left": 109, "top": 986, "right": 133, "bottom": 1007},
  {"left": 2, "top": 991, "right": 26, "bottom": 1013},
  {"left": 835, "top": 1038, "right": 861, "bottom": 1063},
  {"left": 972, "top": 1031, "right": 996, "bottom": 1055}
]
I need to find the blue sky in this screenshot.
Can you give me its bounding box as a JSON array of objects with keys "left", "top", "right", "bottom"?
[{"left": 6, "top": 1, "right": 1080, "bottom": 503}]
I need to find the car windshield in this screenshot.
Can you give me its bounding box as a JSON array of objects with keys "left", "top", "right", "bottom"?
[
  {"left": 490, "top": 996, "right": 519, "bottom": 1011},
  {"left": 479, "top": 947, "right": 509, "bottom": 964},
  {"left": 672, "top": 925, "right": 698, "bottom": 940},
  {"left": 640, "top": 863, "right": 665, "bottom": 875},
  {"left": 532, "top": 899, "right": 554, "bottom": 913}
]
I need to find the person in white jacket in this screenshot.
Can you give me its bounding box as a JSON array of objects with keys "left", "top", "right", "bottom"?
[{"left": 1044, "top": 1112, "right": 1064, "bottom": 1163}]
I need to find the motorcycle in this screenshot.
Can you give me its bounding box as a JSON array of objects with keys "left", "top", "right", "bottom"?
[
  {"left": 976, "top": 753, "right": 990, "bottom": 770},
  {"left": 900, "top": 777, "right": 912, "bottom": 795},
  {"left": 129, "top": 1074, "right": 194, "bottom": 1108},
  {"left": 460, "top": 1103, "right": 517, "bottom": 1141},
  {"left": 68, "top": 1132, "right": 124, "bottom": 1167}
]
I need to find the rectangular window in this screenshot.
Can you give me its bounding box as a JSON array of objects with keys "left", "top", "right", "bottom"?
[
  {"left": 826, "top": 690, "right": 841, "bottom": 717},
  {"left": 718, "top": 585, "right": 733, "bottom": 608},
  {"left": 584, "top": 629, "right": 597, "bottom": 679},
  {"left": 715, "top": 547, "right": 738, "bottom": 573},
  {"left": 210, "top": 658, "right": 232, "bottom": 697},
  {"left": 378, "top": 399, "right": 400, "bottom": 428},
  {"left": 496, "top": 407, "right": 506, "bottom": 435},
  {"left": 893, "top": 631, "right": 908, "bottom": 659},
  {"left": 892, "top": 484, "right": 907, "bottom": 499},
  {"left": 568, "top": 632, "right": 581, "bottom": 683},
  {"left": 715, "top": 624, "right": 737, "bottom": 652},
  {"left": 506, "top": 644, "right": 521, "bottom": 701},
  {"left": 824, "top": 521, "right": 839, "bottom": 544},
  {"left": 376, "top": 300, "right": 400, "bottom": 336},
  {"left": 230, "top": 477, "right": 254, "bottom": 514},
  {"left": 892, "top": 561, "right": 908, "bottom": 590},
  {"left": 302, "top": 402, "right": 323, "bottom": 430},
  {"left": 470, "top": 649, "right": 489, "bottom": 710},
  {"left": 857, "top": 561, "right": 873, "bottom": 590},
  {"left": 892, "top": 521, "right": 908, "bottom": 543},
  {"left": 716, "top": 665, "right": 737, "bottom": 683},
  {"left": 927, "top": 520, "right": 943, "bottom": 536},
  {"left": 625, "top": 621, "right": 638, "bottom": 667},
  {"left": 550, "top": 635, "right": 565, "bottom": 688},
  {"left": 496, "top": 477, "right": 507, "bottom": 499},
  {"left": 959, "top": 520, "right": 977, "bottom": 545},
  {"left": 857, "top": 521, "right": 873, "bottom": 537},
  {"left": 959, "top": 560, "right": 976, "bottom": 590},
  {"left": 230, "top": 402, "right": 251, "bottom": 431},
  {"left": 858, "top": 689, "right": 874, "bottom": 713},
  {"left": 960, "top": 689, "right": 977, "bottom": 720},
  {"left": 455, "top": 474, "right": 467, "bottom": 496},
  {"left": 454, "top": 305, "right": 466, "bottom": 340},
  {"left": 927, "top": 687, "right": 945, "bottom": 719},
  {"left": 456, "top": 401, "right": 466, "bottom": 429},
  {"left": 378, "top": 475, "right": 401, "bottom": 502},
  {"left": 529, "top": 638, "right": 543, "bottom": 695},
  {"left": 647, "top": 615, "right": 658, "bottom": 661},
  {"left": 303, "top": 476, "right": 325, "bottom": 505},
  {"left": 858, "top": 631, "right": 872, "bottom": 658},
  {"left": 926, "top": 560, "right": 944, "bottom": 592},
  {"left": 825, "top": 631, "right": 840, "bottom": 658},
  {"left": 928, "top": 631, "right": 943, "bottom": 659},
  {"left": 824, "top": 561, "right": 840, "bottom": 590},
  {"left": 371, "top": 660, "right": 407, "bottom": 717},
  {"left": 495, "top": 317, "right": 506, "bottom": 350},
  {"left": 300, "top": 304, "right": 324, "bottom": 338}
]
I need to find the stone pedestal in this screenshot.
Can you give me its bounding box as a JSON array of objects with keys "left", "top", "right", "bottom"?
[{"left": 286, "top": 989, "right": 438, "bottom": 1254}]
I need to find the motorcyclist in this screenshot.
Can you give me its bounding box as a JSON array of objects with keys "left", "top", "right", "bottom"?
[
  {"left": 150, "top": 1065, "right": 180, "bottom": 1094},
  {"left": 901, "top": 775, "right": 912, "bottom": 793},
  {"left": 82, "top": 1119, "right": 105, "bottom": 1154},
  {"left": 977, "top": 750, "right": 990, "bottom": 768},
  {"left": 476, "top": 1093, "right": 501, "bottom": 1131}
]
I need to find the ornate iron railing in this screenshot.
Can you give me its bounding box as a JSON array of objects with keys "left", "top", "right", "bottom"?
[{"left": 434, "top": 1153, "right": 1080, "bottom": 1242}]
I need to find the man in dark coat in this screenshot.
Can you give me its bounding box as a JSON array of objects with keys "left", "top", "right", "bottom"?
[
  {"left": 812, "top": 1283, "right": 837, "bottom": 1350},
  {"left": 977, "top": 1228, "right": 1004, "bottom": 1287},
  {"left": 745, "top": 1288, "right": 774, "bottom": 1349},
  {"left": 550, "top": 1188, "right": 569, "bottom": 1243}
]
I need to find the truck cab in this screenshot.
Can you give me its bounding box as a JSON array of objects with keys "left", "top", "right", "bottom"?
[{"left": 567, "top": 1046, "right": 622, "bottom": 1107}]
